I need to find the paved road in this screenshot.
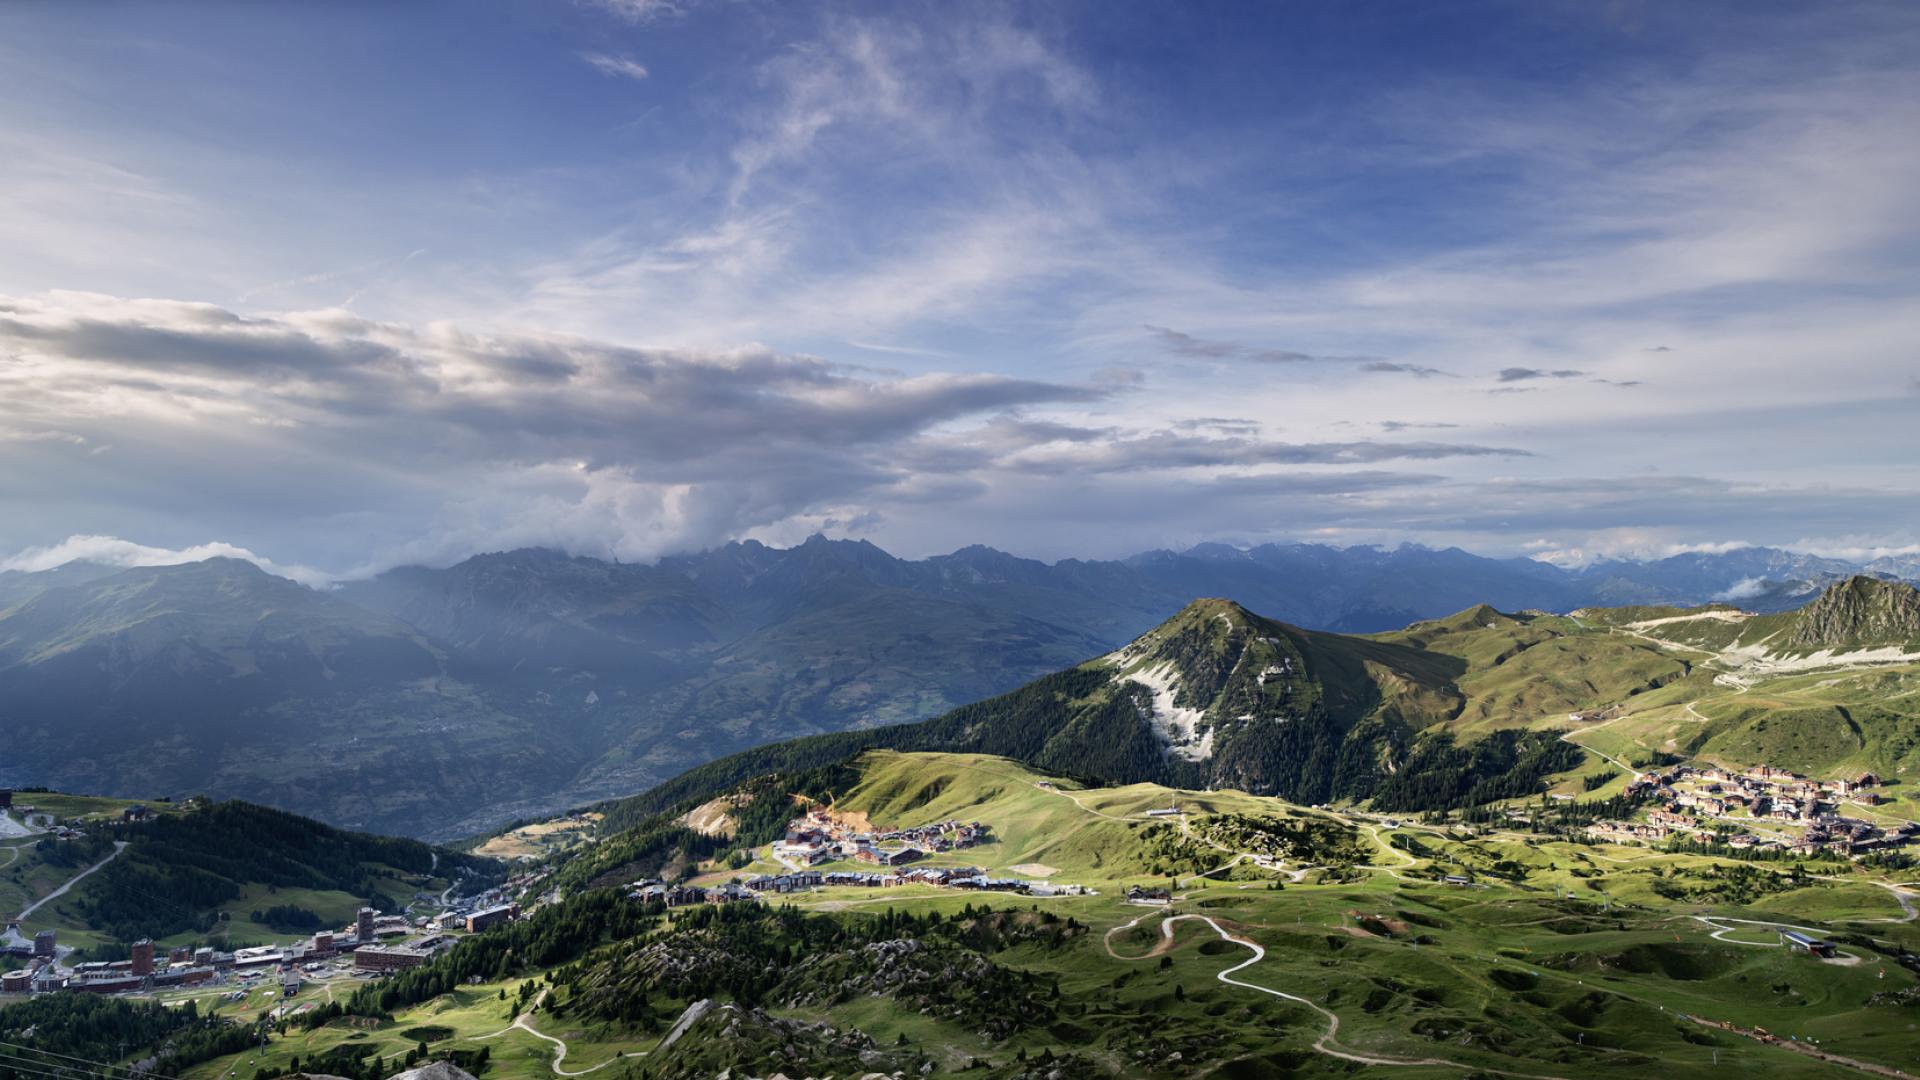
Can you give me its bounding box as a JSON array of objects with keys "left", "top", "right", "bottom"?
[{"left": 17, "top": 841, "right": 128, "bottom": 919}]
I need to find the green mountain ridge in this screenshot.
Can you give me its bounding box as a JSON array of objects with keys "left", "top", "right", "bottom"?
[
  {"left": 578, "top": 576, "right": 1920, "bottom": 851},
  {"left": 4, "top": 542, "right": 1907, "bottom": 841}
]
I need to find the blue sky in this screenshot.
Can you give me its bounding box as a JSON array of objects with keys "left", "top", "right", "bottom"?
[{"left": 2, "top": 0, "right": 1918, "bottom": 581}]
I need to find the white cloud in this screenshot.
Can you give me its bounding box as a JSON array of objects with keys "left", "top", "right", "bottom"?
[
  {"left": 1715, "top": 577, "right": 1771, "bottom": 602},
  {"left": 580, "top": 53, "right": 649, "bottom": 81},
  {"left": 0, "top": 534, "right": 330, "bottom": 588},
  {"left": 583, "top": 0, "right": 688, "bottom": 24}
]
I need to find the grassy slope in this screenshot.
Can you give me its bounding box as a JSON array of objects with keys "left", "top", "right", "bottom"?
[
  {"left": 180, "top": 750, "right": 1919, "bottom": 1080},
  {"left": 1373, "top": 608, "right": 1691, "bottom": 737}
]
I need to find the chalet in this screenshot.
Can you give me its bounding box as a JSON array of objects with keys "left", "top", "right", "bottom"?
[
  {"left": 1442, "top": 875, "right": 1472, "bottom": 886},
  {"left": 1125, "top": 885, "right": 1171, "bottom": 903}
]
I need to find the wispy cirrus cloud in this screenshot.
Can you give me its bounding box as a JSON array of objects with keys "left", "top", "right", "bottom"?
[
  {"left": 580, "top": 53, "right": 649, "bottom": 81},
  {"left": 583, "top": 0, "right": 689, "bottom": 25},
  {"left": 1361, "top": 361, "right": 1452, "bottom": 378},
  {"left": 1497, "top": 367, "right": 1586, "bottom": 382},
  {"left": 1144, "top": 325, "right": 1379, "bottom": 366}
]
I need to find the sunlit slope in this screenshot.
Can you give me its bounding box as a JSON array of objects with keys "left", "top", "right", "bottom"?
[
  {"left": 830, "top": 750, "right": 1320, "bottom": 880},
  {"left": 1375, "top": 606, "right": 1690, "bottom": 734}
]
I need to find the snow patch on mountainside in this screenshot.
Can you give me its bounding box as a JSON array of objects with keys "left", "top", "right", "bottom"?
[
  {"left": 1624, "top": 610, "right": 1752, "bottom": 630},
  {"left": 1126, "top": 661, "right": 1214, "bottom": 761},
  {"left": 1713, "top": 642, "right": 1920, "bottom": 686}
]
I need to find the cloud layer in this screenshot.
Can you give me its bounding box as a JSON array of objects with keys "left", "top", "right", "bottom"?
[
  {"left": 0, "top": 292, "right": 1534, "bottom": 575},
  {"left": 1, "top": 3, "right": 1918, "bottom": 574}
]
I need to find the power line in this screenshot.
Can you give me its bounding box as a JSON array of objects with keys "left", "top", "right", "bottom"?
[
  {"left": 0, "top": 1046, "right": 130, "bottom": 1080},
  {"left": 0, "top": 1041, "right": 171, "bottom": 1080},
  {"left": 0, "top": 1052, "right": 111, "bottom": 1080}
]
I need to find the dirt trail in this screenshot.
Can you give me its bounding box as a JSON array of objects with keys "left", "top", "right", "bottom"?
[
  {"left": 477, "top": 989, "right": 630, "bottom": 1075},
  {"left": 1107, "top": 911, "right": 1569, "bottom": 1079}
]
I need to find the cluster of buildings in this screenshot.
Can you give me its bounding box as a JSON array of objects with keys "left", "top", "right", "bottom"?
[
  {"left": 350, "top": 902, "right": 517, "bottom": 972},
  {"left": 1588, "top": 764, "right": 1918, "bottom": 856},
  {"left": 1630, "top": 765, "right": 1888, "bottom": 819},
  {"left": 1, "top": 898, "right": 521, "bottom": 997},
  {"left": 1, "top": 798, "right": 526, "bottom": 999},
  {"left": 618, "top": 811, "right": 1086, "bottom": 909},
  {"left": 626, "top": 881, "right": 760, "bottom": 907},
  {"left": 4, "top": 929, "right": 248, "bottom": 996},
  {"left": 625, "top": 864, "right": 1085, "bottom": 907},
  {"left": 770, "top": 809, "right": 990, "bottom": 868}
]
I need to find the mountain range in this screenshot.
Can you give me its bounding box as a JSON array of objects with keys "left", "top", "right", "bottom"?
[{"left": 0, "top": 536, "right": 1912, "bottom": 839}]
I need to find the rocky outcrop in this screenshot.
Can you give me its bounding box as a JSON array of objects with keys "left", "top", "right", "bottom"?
[
  {"left": 384, "top": 1067, "right": 475, "bottom": 1080},
  {"left": 1786, "top": 576, "right": 1920, "bottom": 649},
  {"left": 640, "top": 1000, "right": 923, "bottom": 1080},
  {"left": 775, "top": 937, "right": 1052, "bottom": 1041}
]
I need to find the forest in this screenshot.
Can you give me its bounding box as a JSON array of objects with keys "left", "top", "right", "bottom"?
[
  {"left": 64, "top": 801, "right": 502, "bottom": 941},
  {"left": 0, "top": 994, "right": 254, "bottom": 1080}
]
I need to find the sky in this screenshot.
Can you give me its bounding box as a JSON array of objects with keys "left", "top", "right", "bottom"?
[{"left": 2, "top": 0, "right": 1918, "bottom": 583}]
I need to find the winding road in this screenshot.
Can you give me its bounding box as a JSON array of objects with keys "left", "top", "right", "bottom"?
[
  {"left": 1106, "top": 911, "right": 1569, "bottom": 1079},
  {"left": 16, "top": 841, "right": 127, "bottom": 919}
]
